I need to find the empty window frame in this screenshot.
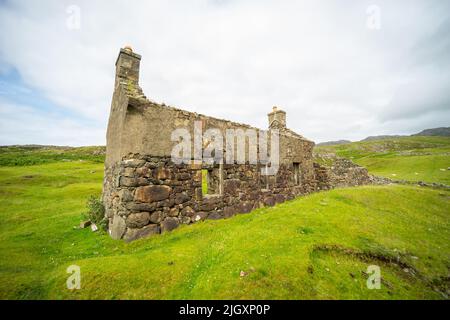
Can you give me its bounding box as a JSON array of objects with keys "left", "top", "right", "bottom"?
[
  {"left": 202, "top": 165, "right": 223, "bottom": 196},
  {"left": 293, "top": 163, "right": 301, "bottom": 185}
]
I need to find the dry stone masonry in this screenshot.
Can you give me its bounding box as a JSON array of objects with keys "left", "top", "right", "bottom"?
[{"left": 103, "top": 47, "right": 373, "bottom": 241}]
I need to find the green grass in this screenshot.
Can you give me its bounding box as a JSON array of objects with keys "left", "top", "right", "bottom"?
[
  {"left": 0, "top": 158, "right": 449, "bottom": 299},
  {"left": 202, "top": 170, "right": 208, "bottom": 195},
  {"left": 315, "top": 136, "right": 450, "bottom": 185},
  {"left": 0, "top": 146, "right": 105, "bottom": 166}
]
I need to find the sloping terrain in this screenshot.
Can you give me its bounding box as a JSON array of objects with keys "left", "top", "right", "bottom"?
[
  {"left": 315, "top": 136, "right": 450, "bottom": 185},
  {"left": 0, "top": 146, "right": 448, "bottom": 299}
]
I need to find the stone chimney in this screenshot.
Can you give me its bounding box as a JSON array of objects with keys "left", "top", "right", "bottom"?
[
  {"left": 115, "top": 46, "right": 141, "bottom": 87},
  {"left": 268, "top": 106, "right": 286, "bottom": 129}
]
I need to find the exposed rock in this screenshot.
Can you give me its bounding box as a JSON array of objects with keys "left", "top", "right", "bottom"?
[
  {"left": 223, "top": 206, "right": 236, "bottom": 218},
  {"left": 123, "top": 224, "right": 160, "bottom": 242},
  {"left": 110, "top": 215, "right": 126, "bottom": 239},
  {"left": 120, "top": 167, "right": 135, "bottom": 177},
  {"left": 200, "top": 197, "right": 219, "bottom": 211},
  {"left": 181, "top": 206, "right": 195, "bottom": 217},
  {"left": 175, "top": 193, "right": 190, "bottom": 205},
  {"left": 208, "top": 212, "right": 223, "bottom": 220},
  {"left": 126, "top": 212, "right": 150, "bottom": 228},
  {"left": 154, "top": 167, "right": 171, "bottom": 180},
  {"left": 122, "top": 159, "right": 146, "bottom": 168},
  {"left": 126, "top": 202, "right": 156, "bottom": 213},
  {"left": 237, "top": 201, "right": 253, "bottom": 213},
  {"left": 80, "top": 220, "right": 91, "bottom": 229},
  {"left": 135, "top": 185, "right": 172, "bottom": 203},
  {"left": 168, "top": 207, "right": 180, "bottom": 217},
  {"left": 161, "top": 217, "right": 179, "bottom": 233},
  {"left": 150, "top": 211, "right": 162, "bottom": 224},
  {"left": 119, "top": 177, "right": 140, "bottom": 187},
  {"left": 118, "top": 189, "right": 133, "bottom": 202},
  {"left": 181, "top": 216, "right": 191, "bottom": 224},
  {"left": 193, "top": 212, "right": 208, "bottom": 222},
  {"left": 274, "top": 194, "right": 285, "bottom": 204},
  {"left": 264, "top": 196, "right": 276, "bottom": 207}
]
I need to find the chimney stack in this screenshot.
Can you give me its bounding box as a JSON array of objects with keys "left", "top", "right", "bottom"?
[
  {"left": 115, "top": 46, "right": 141, "bottom": 87},
  {"left": 268, "top": 106, "right": 286, "bottom": 129}
]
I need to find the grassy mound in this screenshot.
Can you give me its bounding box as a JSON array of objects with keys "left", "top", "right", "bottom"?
[
  {"left": 315, "top": 136, "right": 450, "bottom": 185},
  {"left": 0, "top": 160, "right": 448, "bottom": 299}
]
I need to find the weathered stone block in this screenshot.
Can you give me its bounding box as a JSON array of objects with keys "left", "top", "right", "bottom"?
[
  {"left": 110, "top": 215, "right": 126, "bottom": 240},
  {"left": 200, "top": 197, "right": 220, "bottom": 211},
  {"left": 136, "top": 167, "right": 151, "bottom": 177},
  {"left": 123, "top": 224, "right": 160, "bottom": 242},
  {"left": 135, "top": 185, "right": 172, "bottom": 203},
  {"left": 208, "top": 212, "right": 223, "bottom": 220},
  {"left": 181, "top": 206, "right": 195, "bottom": 217},
  {"left": 238, "top": 201, "right": 253, "bottom": 214},
  {"left": 118, "top": 189, "right": 134, "bottom": 202},
  {"left": 193, "top": 212, "right": 208, "bottom": 222},
  {"left": 150, "top": 211, "right": 162, "bottom": 223},
  {"left": 223, "top": 206, "right": 237, "bottom": 218},
  {"left": 119, "top": 177, "right": 140, "bottom": 187},
  {"left": 122, "top": 159, "right": 146, "bottom": 168},
  {"left": 224, "top": 179, "right": 241, "bottom": 194},
  {"left": 181, "top": 216, "right": 191, "bottom": 224},
  {"left": 120, "top": 167, "right": 135, "bottom": 177},
  {"left": 126, "top": 202, "right": 156, "bottom": 213},
  {"left": 161, "top": 217, "right": 179, "bottom": 233},
  {"left": 126, "top": 212, "right": 150, "bottom": 228},
  {"left": 154, "top": 167, "right": 172, "bottom": 180},
  {"left": 168, "top": 207, "right": 179, "bottom": 217},
  {"left": 263, "top": 196, "right": 276, "bottom": 207},
  {"left": 177, "top": 173, "right": 191, "bottom": 181},
  {"left": 274, "top": 194, "right": 285, "bottom": 204},
  {"left": 175, "top": 193, "right": 190, "bottom": 205}
]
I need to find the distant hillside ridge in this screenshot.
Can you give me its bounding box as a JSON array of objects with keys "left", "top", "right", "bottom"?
[
  {"left": 360, "top": 135, "right": 405, "bottom": 142},
  {"left": 316, "top": 140, "right": 352, "bottom": 146},
  {"left": 413, "top": 127, "right": 450, "bottom": 137},
  {"left": 358, "top": 127, "right": 449, "bottom": 143}
]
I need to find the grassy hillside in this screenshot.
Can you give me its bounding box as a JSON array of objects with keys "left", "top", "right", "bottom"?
[
  {"left": 0, "top": 146, "right": 105, "bottom": 166},
  {"left": 315, "top": 136, "right": 450, "bottom": 185},
  {"left": 0, "top": 148, "right": 448, "bottom": 299}
]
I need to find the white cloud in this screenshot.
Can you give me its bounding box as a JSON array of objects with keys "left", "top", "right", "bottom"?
[
  {"left": 0, "top": 100, "right": 105, "bottom": 146},
  {"left": 0, "top": 0, "right": 449, "bottom": 145}
]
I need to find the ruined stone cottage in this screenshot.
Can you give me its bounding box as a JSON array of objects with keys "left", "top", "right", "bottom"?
[{"left": 103, "top": 47, "right": 371, "bottom": 242}]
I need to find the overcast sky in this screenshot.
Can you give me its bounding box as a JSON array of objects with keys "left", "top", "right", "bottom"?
[{"left": 0, "top": 0, "right": 449, "bottom": 146}]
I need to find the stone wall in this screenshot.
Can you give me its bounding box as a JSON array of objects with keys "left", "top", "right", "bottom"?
[
  {"left": 104, "top": 154, "right": 317, "bottom": 242},
  {"left": 313, "top": 158, "right": 373, "bottom": 191}
]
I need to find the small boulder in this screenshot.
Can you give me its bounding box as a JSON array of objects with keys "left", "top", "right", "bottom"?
[
  {"left": 181, "top": 206, "right": 195, "bottom": 217},
  {"left": 149, "top": 211, "right": 162, "bottom": 224},
  {"left": 175, "top": 193, "right": 190, "bottom": 205},
  {"left": 126, "top": 212, "right": 150, "bottom": 228},
  {"left": 110, "top": 215, "right": 126, "bottom": 240},
  {"left": 80, "top": 220, "right": 91, "bottom": 229},
  {"left": 169, "top": 207, "right": 180, "bottom": 217},
  {"left": 123, "top": 224, "right": 160, "bottom": 242},
  {"left": 161, "top": 217, "right": 179, "bottom": 233}
]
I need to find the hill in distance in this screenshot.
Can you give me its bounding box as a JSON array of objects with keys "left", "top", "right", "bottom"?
[
  {"left": 317, "top": 127, "right": 450, "bottom": 145},
  {"left": 316, "top": 140, "right": 351, "bottom": 147},
  {"left": 412, "top": 127, "right": 450, "bottom": 137}
]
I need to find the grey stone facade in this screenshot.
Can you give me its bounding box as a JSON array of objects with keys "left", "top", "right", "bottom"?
[{"left": 103, "top": 47, "right": 372, "bottom": 241}]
